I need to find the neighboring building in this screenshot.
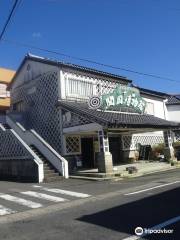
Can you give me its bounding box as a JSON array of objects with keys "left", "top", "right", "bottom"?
[
  {"left": 0, "top": 54, "right": 179, "bottom": 182},
  {"left": 165, "top": 95, "right": 180, "bottom": 142},
  {"left": 166, "top": 95, "right": 180, "bottom": 122},
  {"left": 0, "top": 68, "right": 15, "bottom": 121}
]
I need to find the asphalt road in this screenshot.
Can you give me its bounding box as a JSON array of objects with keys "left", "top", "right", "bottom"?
[{"left": 0, "top": 168, "right": 179, "bottom": 240}]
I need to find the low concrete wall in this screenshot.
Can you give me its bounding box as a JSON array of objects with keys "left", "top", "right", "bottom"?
[{"left": 0, "top": 158, "right": 38, "bottom": 182}]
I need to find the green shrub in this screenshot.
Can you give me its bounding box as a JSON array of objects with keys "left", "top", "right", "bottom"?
[
  {"left": 151, "top": 143, "right": 165, "bottom": 160},
  {"left": 172, "top": 141, "right": 180, "bottom": 148}
]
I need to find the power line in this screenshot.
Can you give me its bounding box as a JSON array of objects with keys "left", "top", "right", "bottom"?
[
  {"left": 2, "top": 38, "right": 180, "bottom": 83},
  {"left": 0, "top": 0, "right": 178, "bottom": 83},
  {"left": 7, "top": 0, "right": 23, "bottom": 25},
  {"left": 0, "top": 0, "right": 21, "bottom": 41}
]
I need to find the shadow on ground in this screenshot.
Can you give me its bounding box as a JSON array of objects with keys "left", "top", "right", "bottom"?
[{"left": 77, "top": 187, "right": 180, "bottom": 239}]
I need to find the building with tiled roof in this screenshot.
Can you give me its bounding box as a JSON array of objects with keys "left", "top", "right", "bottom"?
[
  {"left": 166, "top": 95, "right": 180, "bottom": 105},
  {"left": 0, "top": 53, "right": 178, "bottom": 183}
]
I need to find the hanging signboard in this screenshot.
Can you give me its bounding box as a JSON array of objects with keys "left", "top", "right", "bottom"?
[
  {"left": 101, "top": 85, "right": 147, "bottom": 113},
  {"left": 88, "top": 85, "right": 147, "bottom": 114},
  {"left": 88, "top": 84, "right": 147, "bottom": 114}
]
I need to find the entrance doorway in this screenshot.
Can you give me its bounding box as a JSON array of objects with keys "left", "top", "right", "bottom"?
[
  {"left": 81, "top": 138, "right": 94, "bottom": 168},
  {"left": 109, "top": 137, "right": 123, "bottom": 165}
]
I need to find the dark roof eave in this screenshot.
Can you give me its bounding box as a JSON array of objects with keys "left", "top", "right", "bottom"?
[
  {"left": 166, "top": 102, "right": 180, "bottom": 105},
  {"left": 58, "top": 100, "right": 180, "bottom": 129},
  {"left": 140, "top": 90, "right": 167, "bottom": 100},
  {"left": 108, "top": 123, "right": 179, "bottom": 129},
  {"left": 59, "top": 104, "right": 109, "bottom": 127},
  {"left": 134, "top": 86, "right": 168, "bottom": 99},
  {"left": 8, "top": 54, "right": 132, "bottom": 90}
]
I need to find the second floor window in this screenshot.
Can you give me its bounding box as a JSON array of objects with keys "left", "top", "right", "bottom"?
[{"left": 66, "top": 77, "right": 94, "bottom": 99}]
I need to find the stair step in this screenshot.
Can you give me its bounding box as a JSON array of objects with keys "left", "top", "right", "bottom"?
[
  {"left": 43, "top": 162, "right": 53, "bottom": 167},
  {"left": 44, "top": 169, "right": 56, "bottom": 174},
  {"left": 42, "top": 159, "right": 51, "bottom": 163},
  {"left": 30, "top": 145, "right": 62, "bottom": 182},
  {"left": 44, "top": 176, "right": 63, "bottom": 183},
  {"left": 44, "top": 172, "right": 59, "bottom": 177},
  {"left": 38, "top": 157, "right": 46, "bottom": 161},
  {"left": 43, "top": 164, "right": 53, "bottom": 168}
]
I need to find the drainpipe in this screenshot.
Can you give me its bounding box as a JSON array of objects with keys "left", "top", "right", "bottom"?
[{"left": 163, "top": 99, "right": 168, "bottom": 120}]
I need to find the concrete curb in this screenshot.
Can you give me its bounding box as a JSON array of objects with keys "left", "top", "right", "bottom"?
[
  {"left": 70, "top": 165, "right": 180, "bottom": 181},
  {"left": 120, "top": 165, "right": 180, "bottom": 180}
]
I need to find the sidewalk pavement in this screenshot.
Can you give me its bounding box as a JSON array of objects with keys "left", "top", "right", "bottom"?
[
  {"left": 70, "top": 161, "right": 180, "bottom": 180},
  {"left": 114, "top": 161, "right": 180, "bottom": 178}
]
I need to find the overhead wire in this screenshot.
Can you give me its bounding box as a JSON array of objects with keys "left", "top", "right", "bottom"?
[
  {"left": 0, "top": 0, "right": 21, "bottom": 41},
  {"left": 0, "top": 0, "right": 179, "bottom": 84},
  {"left": 2, "top": 38, "right": 180, "bottom": 83}
]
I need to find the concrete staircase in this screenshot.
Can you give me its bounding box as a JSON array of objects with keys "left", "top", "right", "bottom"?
[{"left": 29, "top": 145, "right": 63, "bottom": 182}]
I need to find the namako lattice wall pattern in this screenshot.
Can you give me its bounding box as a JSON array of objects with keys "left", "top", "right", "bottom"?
[
  {"left": 0, "top": 129, "right": 31, "bottom": 158},
  {"left": 122, "top": 135, "right": 164, "bottom": 150},
  {"left": 11, "top": 71, "right": 63, "bottom": 153},
  {"left": 174, "top": 130, "right": 180, "bottom": 142}
]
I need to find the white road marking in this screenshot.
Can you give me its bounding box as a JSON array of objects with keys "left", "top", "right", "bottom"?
[
  {"left": 21, "top": 191, "right": 68, "bottom": 202},
  {"left": 0, "top": 194, "right": 43, "bottom": 209},
  {"left": 123, "top": 236, "right": 139, "bottom": 240},
  {"left": 122, "top": 215, "right": 180, "bottom": 240},
  {"left": 0, "top": 205, "right": 17, "bottom": 216},
  {"left": 124, "top": 181, "right": 180, "bottom": 196},
  {"left": 33, "top": 185, "right": 91, "bottom": 198}
]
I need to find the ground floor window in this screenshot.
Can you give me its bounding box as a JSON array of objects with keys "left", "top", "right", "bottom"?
[{"left": 65, "top": 135, "right": 81, "bottom": 155}]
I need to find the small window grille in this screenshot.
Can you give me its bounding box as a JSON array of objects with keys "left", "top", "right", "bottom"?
[{"left": 65, "top": 136, "right": 81, "bottom": 155}]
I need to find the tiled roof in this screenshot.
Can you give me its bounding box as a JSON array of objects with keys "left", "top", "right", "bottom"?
[
  {"left": 8, "top": 54, "right": 131, "bottom": 89},
  {"left": 166, "top": 95, "right": 180, "bottom": 105},
  {"left": 136, "top": 86, "right": 168, "bottom": 99},
  {"left": 58, "top": 101, "right": 179, "bottom": 129},
  {"left": 27, "top": 54, "right": 130, "bottom": 82}
]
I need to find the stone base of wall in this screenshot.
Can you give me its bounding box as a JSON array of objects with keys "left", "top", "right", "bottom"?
[
  {"left": 66, "top": 152, "right": 114, "bottom": 174},
  {"left": 164, "top": 147, "right": 176, "bottom": 161},
  {"left": 0, "top": 159, "right": 38, "bottom": 182},
  {"left": 97, "top": 152, "right": 113, "bottom": 173}
]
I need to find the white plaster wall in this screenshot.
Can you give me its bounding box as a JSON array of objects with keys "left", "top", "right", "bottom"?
[
  {"left": 143, "top": 96, "right": 166, "bottom": 119},
  {"left": 166, "top": 105, "right": 180, "bottom": 122},
  {"left": 133, "top": 131, "right": 163, "bottom": 137},
  {"left": 130, "top": 95, "right": 165, "bottom": 146},
  {"left": 59, "top": 70, "right": 129, "bottom": 100}
]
